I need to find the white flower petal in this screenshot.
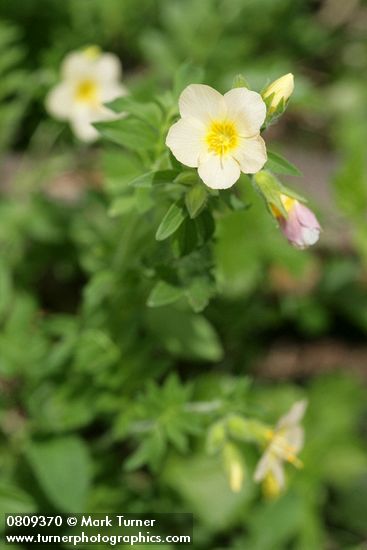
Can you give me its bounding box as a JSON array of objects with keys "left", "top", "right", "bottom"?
[
  {"left": 233, "top": 136, "right": 267, "bottom": 174},
  {"left": 270, "top": 458, "right": 286, "bottom": 489},
  {"left": 277, "top": 399, "right": 308, "bottom": 430},
  {"left": 224, "top": 88, "right": 266, "bottom": 136},
  {"left": 166, "top": 118, "right": 205, "bottom": 167},
  {"left": 254, "top": 451, "right": 272, "bottom": 482},
  {"left": 70, "top": 112, "right": 99, "bottom": 142},
  {"left": 45, "top": 83, "right": 74, "bottom": 120},
  {"left": 92, "top": 105, "right": 122, "bottom": 124},
  {"left": 198, "top": 153, "right": 240, "bottom": 189},
  {"left": 61, "top": 52, "right": 92, "bottom": 80},
  {"left": 179, "top": 84, "right": 226, "bottom": 124},
  {"left": 95, "top": 53, "right": 122, "bottom": 82},
  {"left": 100, "top": 83, "right": 128, "bottom": 104},
  {"left": 69, "top": 104, "right": 116, "bottom": 142},
  {"left": 285, "top": 426, "right": 304, "bottom": 454},
  {"left": 301, "top": 227, "right": 320, "bottom": 247}
]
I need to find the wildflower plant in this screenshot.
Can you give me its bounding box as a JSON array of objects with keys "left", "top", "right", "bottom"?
[
  {"left": 45, "top": 59, "right": 317, "bottom": 496},
  {"left": 1, "top": 5, "right": 366, "bottom": 548},
  {"left": 89, "top": 66, "right": 321, "bottom": 314}
]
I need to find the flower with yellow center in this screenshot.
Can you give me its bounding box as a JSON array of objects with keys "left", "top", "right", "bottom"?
[
  {"left": 262, "top": 73, "right": 294, "bottom": 114},
  {"left": 46, "top": 46, "right": 127, "bottom": 142},
  {"left": 254, "top": 400, "right": 307, "bottom": 498},
  {"left": 166, "top": 84, "right": 267, "bottom": 189}
]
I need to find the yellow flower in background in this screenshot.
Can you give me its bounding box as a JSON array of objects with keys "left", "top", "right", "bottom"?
[
  {"left": 46, "top": 46, "right": 127, "bottom": 142},
  {"left": 166, "top": 84, "right": 267, "bottom": 189},
  {"left": 263, "top": 73, "right": 294, "bottom": 113},
  {"left": 254, "top": 400, "right": 307, "bottom": 498}
]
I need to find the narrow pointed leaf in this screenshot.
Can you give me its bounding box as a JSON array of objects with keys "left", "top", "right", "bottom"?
[
  {"left": 147, "top": 281, "right": 184, "bottom": 307},
  {"left": 156, "top": 203, "right": 186, "bottom": 241},
  {"left": 265, "top": 150, "right": 302, "bottom": 176}
]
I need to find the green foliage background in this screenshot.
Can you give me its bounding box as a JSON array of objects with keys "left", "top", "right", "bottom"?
[{"left": 0, "top": 1, "right": 366, "bottom": 548}]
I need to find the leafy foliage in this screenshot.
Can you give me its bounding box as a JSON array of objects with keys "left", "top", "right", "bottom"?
[{"left": 0, "top": 1, "right": 366, "bottom": 549}]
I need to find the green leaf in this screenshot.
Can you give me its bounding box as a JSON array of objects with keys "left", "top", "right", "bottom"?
[
  {"left": 185, "top": 183, "right": 207, "bottom": 218},
  {"left": 174, "top": 218, "right": 199, "bottom": 257},
  {"left": 108, "top": 195, "right": 136, "bottom": 217},
  {"left": 253, "top": 171, "right": 306, "bottom": 217},
  {"left": 146, "top": 307, "right": 223, "bottom": 362},
  {"left": 75, "top": 329, "right": 120, "bottom": 372},
  {"left": 175, "top": 171, "right": 199, "bottom": 186},
  {"left": 215, "top": 208, "right": 265, "bottom": 297},
  {"left": 135, "top": 187, "right": 155, "bottom": 214},
  {"left": 174, "top": 62, "right": 205, "bottom": 99},
  {"left": 155, "top": 203, "right": 187, "bottom": 241},
  {"left": 206, "top": 421, "right": 227, "bottom": 455},
  {"left": 106, "top": 96, "right": 162, "bottom": 128},
  {"left": 25, "top": 437, "right": 92, "bottom": 512},
  {"left": 0, "top": 483, "right": 36, "bottom": 518},
  {"left": 253, "top": 171, "right": 288, "bottom": 216},
  {"left": 248, "top": 492, "right": 304, "bottom": 548},
  {"left": 195, "top": 209, "right": 215, "bottom": 244},
  {"left": 125, "top": 428, "right": 166, "bottom": 472},
  {"left": 129, "top": 170, "right": 178, "bottom": 189},
  {"left": 95, "top": 117, "right": 158, "bottom": 151},
  {"left": 164, "top": 453, "right": 254, "bottom": 531},
  {"left": 186, "top": 277, "right": 214, "bottom": 313},
  {"left": 147, "top": 281, "right": 184, "bottom": 307},
  {"left": 232, "top": 74, "right": 249, "bottom": 88},
  {"left": 265, "top": 150, "right": 302, "bottom": 176}
]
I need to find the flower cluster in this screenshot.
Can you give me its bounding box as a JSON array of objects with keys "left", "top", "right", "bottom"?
[
  {"left": 46, "top": 51, "right": 321, "bottom": 250},
  {"left": 45, "top": 49, "right": 314, "bottom": 501},
  {"left": 254, "top": 400, "right": 307, "bottom": 498},
  {"left": 164, "top": 78, "right": 321, "bottom": 248},
  {"left": 206, "top": 399, "right": 307, "bottom": 498}
]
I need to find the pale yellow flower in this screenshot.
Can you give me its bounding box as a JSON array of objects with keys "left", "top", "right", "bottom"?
[
  {"left": 263, "top": 73, "right": 294, "bottom": 113},
  {"left": 254, "top": 399, "right": 307, "bottom": 497},
  {"left": 46, "top": 46, "right": 126, "bottom": 142},
  {"left": 166, "top": 84, "right": 267, "bottom": 189}
]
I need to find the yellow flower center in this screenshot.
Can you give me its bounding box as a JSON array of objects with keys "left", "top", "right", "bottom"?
[
  {"left": 75, "top": 79, "right": 99, "bottom": 104},
  {"left": 270, "top": 432, "right": 303, "bottom": 469},
  {"left": 205, "top": 120, "right": 239, "bottom": 156}
]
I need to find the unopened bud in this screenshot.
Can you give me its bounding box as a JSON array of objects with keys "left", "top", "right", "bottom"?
[
  {"left": 263, "top": 73, "right": 294, "bottom": 113},
  {"left": 222, "top": 442, "right": 245, "bottom": 493}
]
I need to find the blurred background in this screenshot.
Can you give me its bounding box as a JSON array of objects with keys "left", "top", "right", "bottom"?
[{"left": 0, "top": 0, "right": 366, "bottom": 548}]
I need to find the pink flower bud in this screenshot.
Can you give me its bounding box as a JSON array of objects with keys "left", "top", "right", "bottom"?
[{"left": 275, "top": 196, "right": 321, "bottom": 249}]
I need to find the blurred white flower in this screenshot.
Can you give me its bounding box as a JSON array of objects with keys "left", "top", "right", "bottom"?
[
  {"left": 263, "top": 73, "right": 294, "bottom": 114},
  {"left": 166, "top": 84, "right": 267, "bottom": 189},
  {"left": 46, "top": 46, "right": 126, "bottom": 142},
  {"left": 254, "top": 399, "right": 307, "bottom": 498}
]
